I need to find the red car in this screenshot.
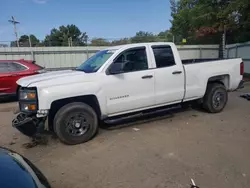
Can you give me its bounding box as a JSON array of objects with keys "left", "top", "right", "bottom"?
[{"left": 0, "top": 59, "right": 44, "bottom": 97}]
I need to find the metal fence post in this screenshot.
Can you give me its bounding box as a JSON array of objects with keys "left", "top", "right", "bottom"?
[
  {"left": 86, "top": 46, "right": 89, "bottom": 59},
  {"left": 235, "top": 45, "right": 238, "bottom": 58},
  {"left": 28, "top": 35, "right": 35, "bottom": 61},
  {"left": 86, "top": 37, "right": 89, "bottom": 59},
  {"left": 199, "top": 47, "right": 202, "bottom": 58}
]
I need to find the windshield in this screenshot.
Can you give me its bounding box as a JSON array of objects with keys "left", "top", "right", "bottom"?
[{"left": 76, "top": 50, "right": 114, "bottom": 73}]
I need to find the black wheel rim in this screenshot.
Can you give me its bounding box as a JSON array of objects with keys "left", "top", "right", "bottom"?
[
  {"left": 65, "top": 113, "right": 90, "bottom": 136},
  {"left": 212, "top": 91, "right": 225, "bottom": 109}
]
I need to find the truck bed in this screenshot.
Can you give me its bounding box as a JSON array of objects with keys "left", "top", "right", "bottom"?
[{"left": 183, "top": 58, "right": 243, "bottom": 101}]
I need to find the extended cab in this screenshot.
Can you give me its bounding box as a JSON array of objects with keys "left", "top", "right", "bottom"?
[{"left": 12, "top": 42, "right": 244, "bottom": 145}]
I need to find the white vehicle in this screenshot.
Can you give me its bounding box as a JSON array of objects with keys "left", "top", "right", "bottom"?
[{"left": 13, "top": 42, "right": 244, "bottom": 145}]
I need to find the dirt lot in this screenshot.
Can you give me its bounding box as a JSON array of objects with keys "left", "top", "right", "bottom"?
[{"left": 0, "top": 85, "right": 250, "bottom": 188}]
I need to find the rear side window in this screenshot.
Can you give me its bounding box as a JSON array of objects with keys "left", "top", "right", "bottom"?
[
  {"left": 9, "top": 62, "right": 27, "bottom": 72},
  {"left": 0, "top": 63, "right": 9, "bottom": 73},
  {"left": 152, "top": 46, "right": 175, "bottom": 68}
]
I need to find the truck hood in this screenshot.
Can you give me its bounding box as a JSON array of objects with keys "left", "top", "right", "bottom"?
[{"left": 17, "top": 70, "right": 86, "bottom": 87}]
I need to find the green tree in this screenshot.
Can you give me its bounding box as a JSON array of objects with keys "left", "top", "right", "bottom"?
[
  {"left": 10, "top": 41, "right": 16, "bottom": 47},
  {"left": 157, "top": 30, "right": 174, "bottom": 42},
  {"left": 170, "top": 0, "right": 177, "bottom": 15},
  {"left": 90, "top": 38, "right": 110, "bottom": 46},
  {"left": 170, "top": 0, "right": 250, "bottom": 44},
  {"left": 111, "top": 38, "right": 131, "bottom": 45},
  {"left": 131, "top": 31, "right": 157, "bottom": 43},
  {"left": 18, "top": 34, "right": 40, "bottom": 47},
  {"left": 221, "top": 0, "right": 250, "bottom": 43},
  {"left": 43, "top": 25, "right": 88, "bottom": 46}
]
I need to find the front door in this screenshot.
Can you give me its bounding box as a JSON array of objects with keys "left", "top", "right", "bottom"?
[{"left": 103, "top": 47, "right": 155, "bottom": 116}]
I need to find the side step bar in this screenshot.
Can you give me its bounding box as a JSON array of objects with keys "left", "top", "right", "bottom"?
[{"left": 104, "top": 104, "right": 182, "bottom": 125}]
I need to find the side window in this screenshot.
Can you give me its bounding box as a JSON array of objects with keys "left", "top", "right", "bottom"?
[
  {"left": 114, "top": 48, "right": 148, "bottom": 72},
  {"left": 152, "top": 46, "right": 176, "bottom": 68},
  {"left": 115, "top": 54, "right": 125, "bottom": 63},
  {"left": 0, "top": 63, "right": 9, "bottom": 73},
  {"left": 9, "top": 62, "right": 27, "bottom": 72}
]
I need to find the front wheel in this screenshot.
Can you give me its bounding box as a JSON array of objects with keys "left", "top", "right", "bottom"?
[
  {"left": 203, "top": 83, "right": 228, "bottom": 113},
  {"left": 53, "top": 102, "right": 98, "bottom": 145}
]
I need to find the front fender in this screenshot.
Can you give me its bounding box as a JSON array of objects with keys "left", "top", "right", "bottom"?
[{"left": 37, "top": 82, "right": 107, "bottom": 115}]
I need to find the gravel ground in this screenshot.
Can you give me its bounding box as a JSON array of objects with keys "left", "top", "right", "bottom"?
[{"left": 0, "top": 84, "right": 250, "bottom": 188}]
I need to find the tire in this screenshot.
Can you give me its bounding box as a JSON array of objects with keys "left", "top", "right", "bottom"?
[
  {"left": 203, "top": 83, "right": 228, "bottom": 113},
  {"left": 53, "top": 102, "right": 98, "bottom": 145}
]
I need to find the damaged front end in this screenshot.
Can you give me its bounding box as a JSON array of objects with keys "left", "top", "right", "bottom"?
[
  {"left": 12, "top": 113, "right": 46, "bottom": 137},
  {"left": 12, "top": 86, "right": 47, "bottom": 137}
]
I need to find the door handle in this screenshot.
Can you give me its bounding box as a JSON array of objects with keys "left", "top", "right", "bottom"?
[
  {"left": 172, "top": 71, "right": 182, "bottom": 75},
  {"left": 142, "top": 75, "right": 153, "bottom": 79}
]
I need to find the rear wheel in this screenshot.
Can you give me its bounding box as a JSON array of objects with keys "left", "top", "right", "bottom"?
[
  {"left": 53, "top": 102, "right": 98, "bottom": 145},
  {"left": 203, "top": 83, "right": 228, "bottom": 113}
]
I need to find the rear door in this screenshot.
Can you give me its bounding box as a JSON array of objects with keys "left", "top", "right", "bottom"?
[{"left": 151, "top": 45, "right": 185, "bottom": 105}]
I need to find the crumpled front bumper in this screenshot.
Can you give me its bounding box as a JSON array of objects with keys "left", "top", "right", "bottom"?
[{"left": 12, "top": 113, "right": 46, "bottom": 137}]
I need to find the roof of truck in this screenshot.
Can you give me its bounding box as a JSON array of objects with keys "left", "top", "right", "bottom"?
[{"left": 106, "top": 42, "right": 174, "bottom": 51}]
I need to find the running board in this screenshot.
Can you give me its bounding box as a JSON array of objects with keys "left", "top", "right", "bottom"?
[{"left": 104, "top": 105, "right": 181, "bottom": 124}]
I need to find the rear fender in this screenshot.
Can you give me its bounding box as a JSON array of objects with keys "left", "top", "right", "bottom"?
[{"left": 207, "top": 75, "right": 230, "bottom": 90}]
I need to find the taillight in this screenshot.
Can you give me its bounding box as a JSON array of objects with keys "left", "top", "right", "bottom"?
[{"left": 240, "top": 62, "right": 244, "bottom": 75}]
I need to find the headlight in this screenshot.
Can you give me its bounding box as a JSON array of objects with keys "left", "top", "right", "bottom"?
[
  {"left": 20, "top": 103, "right": 37, "bottom": 111},
  {"left": 19, "top": 88, "right": 38, "bottom": 112},
  {"left": 19, "top": 90, "right": 37, "bottom": 100}
]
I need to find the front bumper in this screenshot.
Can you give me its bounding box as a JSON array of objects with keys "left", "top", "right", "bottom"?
[{"left": 12, "top": 113, "right": 46, "bottom": 137}]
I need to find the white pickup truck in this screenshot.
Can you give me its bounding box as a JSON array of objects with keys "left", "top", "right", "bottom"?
[{"left": 13, "top": 42, "right": 244, "bottom": 145}]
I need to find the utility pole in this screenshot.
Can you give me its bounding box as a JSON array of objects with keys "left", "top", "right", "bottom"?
[{"left": 8, "top": 16, "right": 20, "bottom": 47}]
